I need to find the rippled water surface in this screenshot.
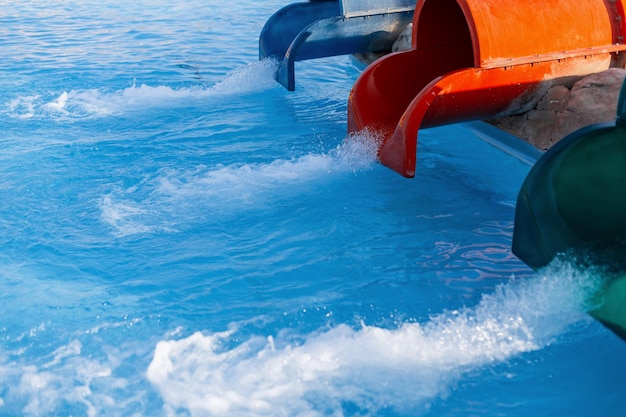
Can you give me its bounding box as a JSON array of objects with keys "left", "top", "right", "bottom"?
[{"left": 0, "top": 1, "right": 625, "bottom": 416}]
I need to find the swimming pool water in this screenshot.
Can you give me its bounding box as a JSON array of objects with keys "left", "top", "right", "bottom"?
[{"left": 0, "top": 1, "right": 625, "bottom": 416}]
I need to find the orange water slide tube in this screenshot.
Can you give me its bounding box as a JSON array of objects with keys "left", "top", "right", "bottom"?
[{"left": 348, "top": 0, "right": 626, "bottom": 177}]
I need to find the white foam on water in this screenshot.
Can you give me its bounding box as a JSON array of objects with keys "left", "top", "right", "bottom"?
[
  {"left": 207, "top": 58, "right": 280, "bottom": 95},
  {"left": 100, "top": 131, "right": 379, "bottom": 237},
  {"left": 0, "top": 250, "right": 611, "bottom": 417},
  {"left": 7, "top": 95, "right": 40, "bottom": 119},
  {"left": 4, "top": 59, "right": 280, "bottom": 120},
  {"left": 159, "top": 131, "right": 378, "bottom": 197},
  {"left": 99, "top": 194, "right": 159, "bottom": 238},
  {"left": 42, "top": 91, "right": 69, "bottom": 113},
  {"left": 0, "top": 339, "right": 131, "bottom": 417},
  {"left": 146, "top": 258, "right": 602, "bottom": 417}
]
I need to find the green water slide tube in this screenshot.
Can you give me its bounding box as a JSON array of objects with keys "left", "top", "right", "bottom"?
[
  {"left": 259, "top": 0, "right": 414, "bottom": 90},
  {"left": 513, "top": 79, "right": 626, "bottom": 341}
]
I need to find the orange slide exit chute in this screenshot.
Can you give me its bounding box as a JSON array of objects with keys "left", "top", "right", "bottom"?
[{"left": 348, "top": 0, "right": 626, "bottom": 177}]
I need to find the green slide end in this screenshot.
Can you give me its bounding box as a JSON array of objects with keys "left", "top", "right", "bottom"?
[
  {"left": 590, "top": 273, "right": 626, "bottom": 341},
  {"left": 512, "top": 80, "right": 626, "bottom": 340}
]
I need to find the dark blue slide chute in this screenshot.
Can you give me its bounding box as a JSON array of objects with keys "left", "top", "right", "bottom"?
[{"left": 259, "top": 0, "right": 415, "bottom": 90}]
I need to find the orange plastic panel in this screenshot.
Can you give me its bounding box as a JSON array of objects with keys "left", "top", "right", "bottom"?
[
  {"left": 348, "top": 0, "right": 626, "bottom": 177},
  {"left": 466, "top": 0, "right": 614, "bottom": 65}
]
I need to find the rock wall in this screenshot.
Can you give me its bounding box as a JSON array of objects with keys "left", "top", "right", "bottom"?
[{"left": 488, "top": 68, "right": 626, "bottom": 150}]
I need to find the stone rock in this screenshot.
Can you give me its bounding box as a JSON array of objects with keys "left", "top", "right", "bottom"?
[
  {"left": 392, "top": 23, "right": 412, "bottom": 52},
  {"left": 489, "top": 68, "right": 626, "bottom": 150},
  {"left": 354, "top": 23, "right": 413, "bottom": 65}
]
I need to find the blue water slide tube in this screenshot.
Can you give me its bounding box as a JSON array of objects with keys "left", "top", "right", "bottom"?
[{"left": 259, "top": 0, "right": 415, "bottom": 90}]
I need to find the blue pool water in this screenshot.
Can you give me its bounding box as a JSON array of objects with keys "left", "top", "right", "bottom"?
[{"left": 1, "top": 1, "right": 625, "bottom": 416}]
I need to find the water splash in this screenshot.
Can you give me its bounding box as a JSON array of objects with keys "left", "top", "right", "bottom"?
[
  {"left": 146, "top": 258, "right": 602, "bottom": 417},
  {"left": 4, "top": 59, "right": 280, "bottom": 120},
  {"left": 100, "top": 130, "right": 380, "bottom": 237},
  {"left": 99, "top": 195, "right": 164, "bottom": 237},
  {"left": 0, "top": 338, "right": 142, "bottom": 417},
  {"left": 0, "top": 255, "right": 610, "bottom": 417},
  {"left": 157, "top": 130, "right": 379, "bottom": 197},
  {"left": 207, "top": 58, "right": 279, "bottom": 95}
]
